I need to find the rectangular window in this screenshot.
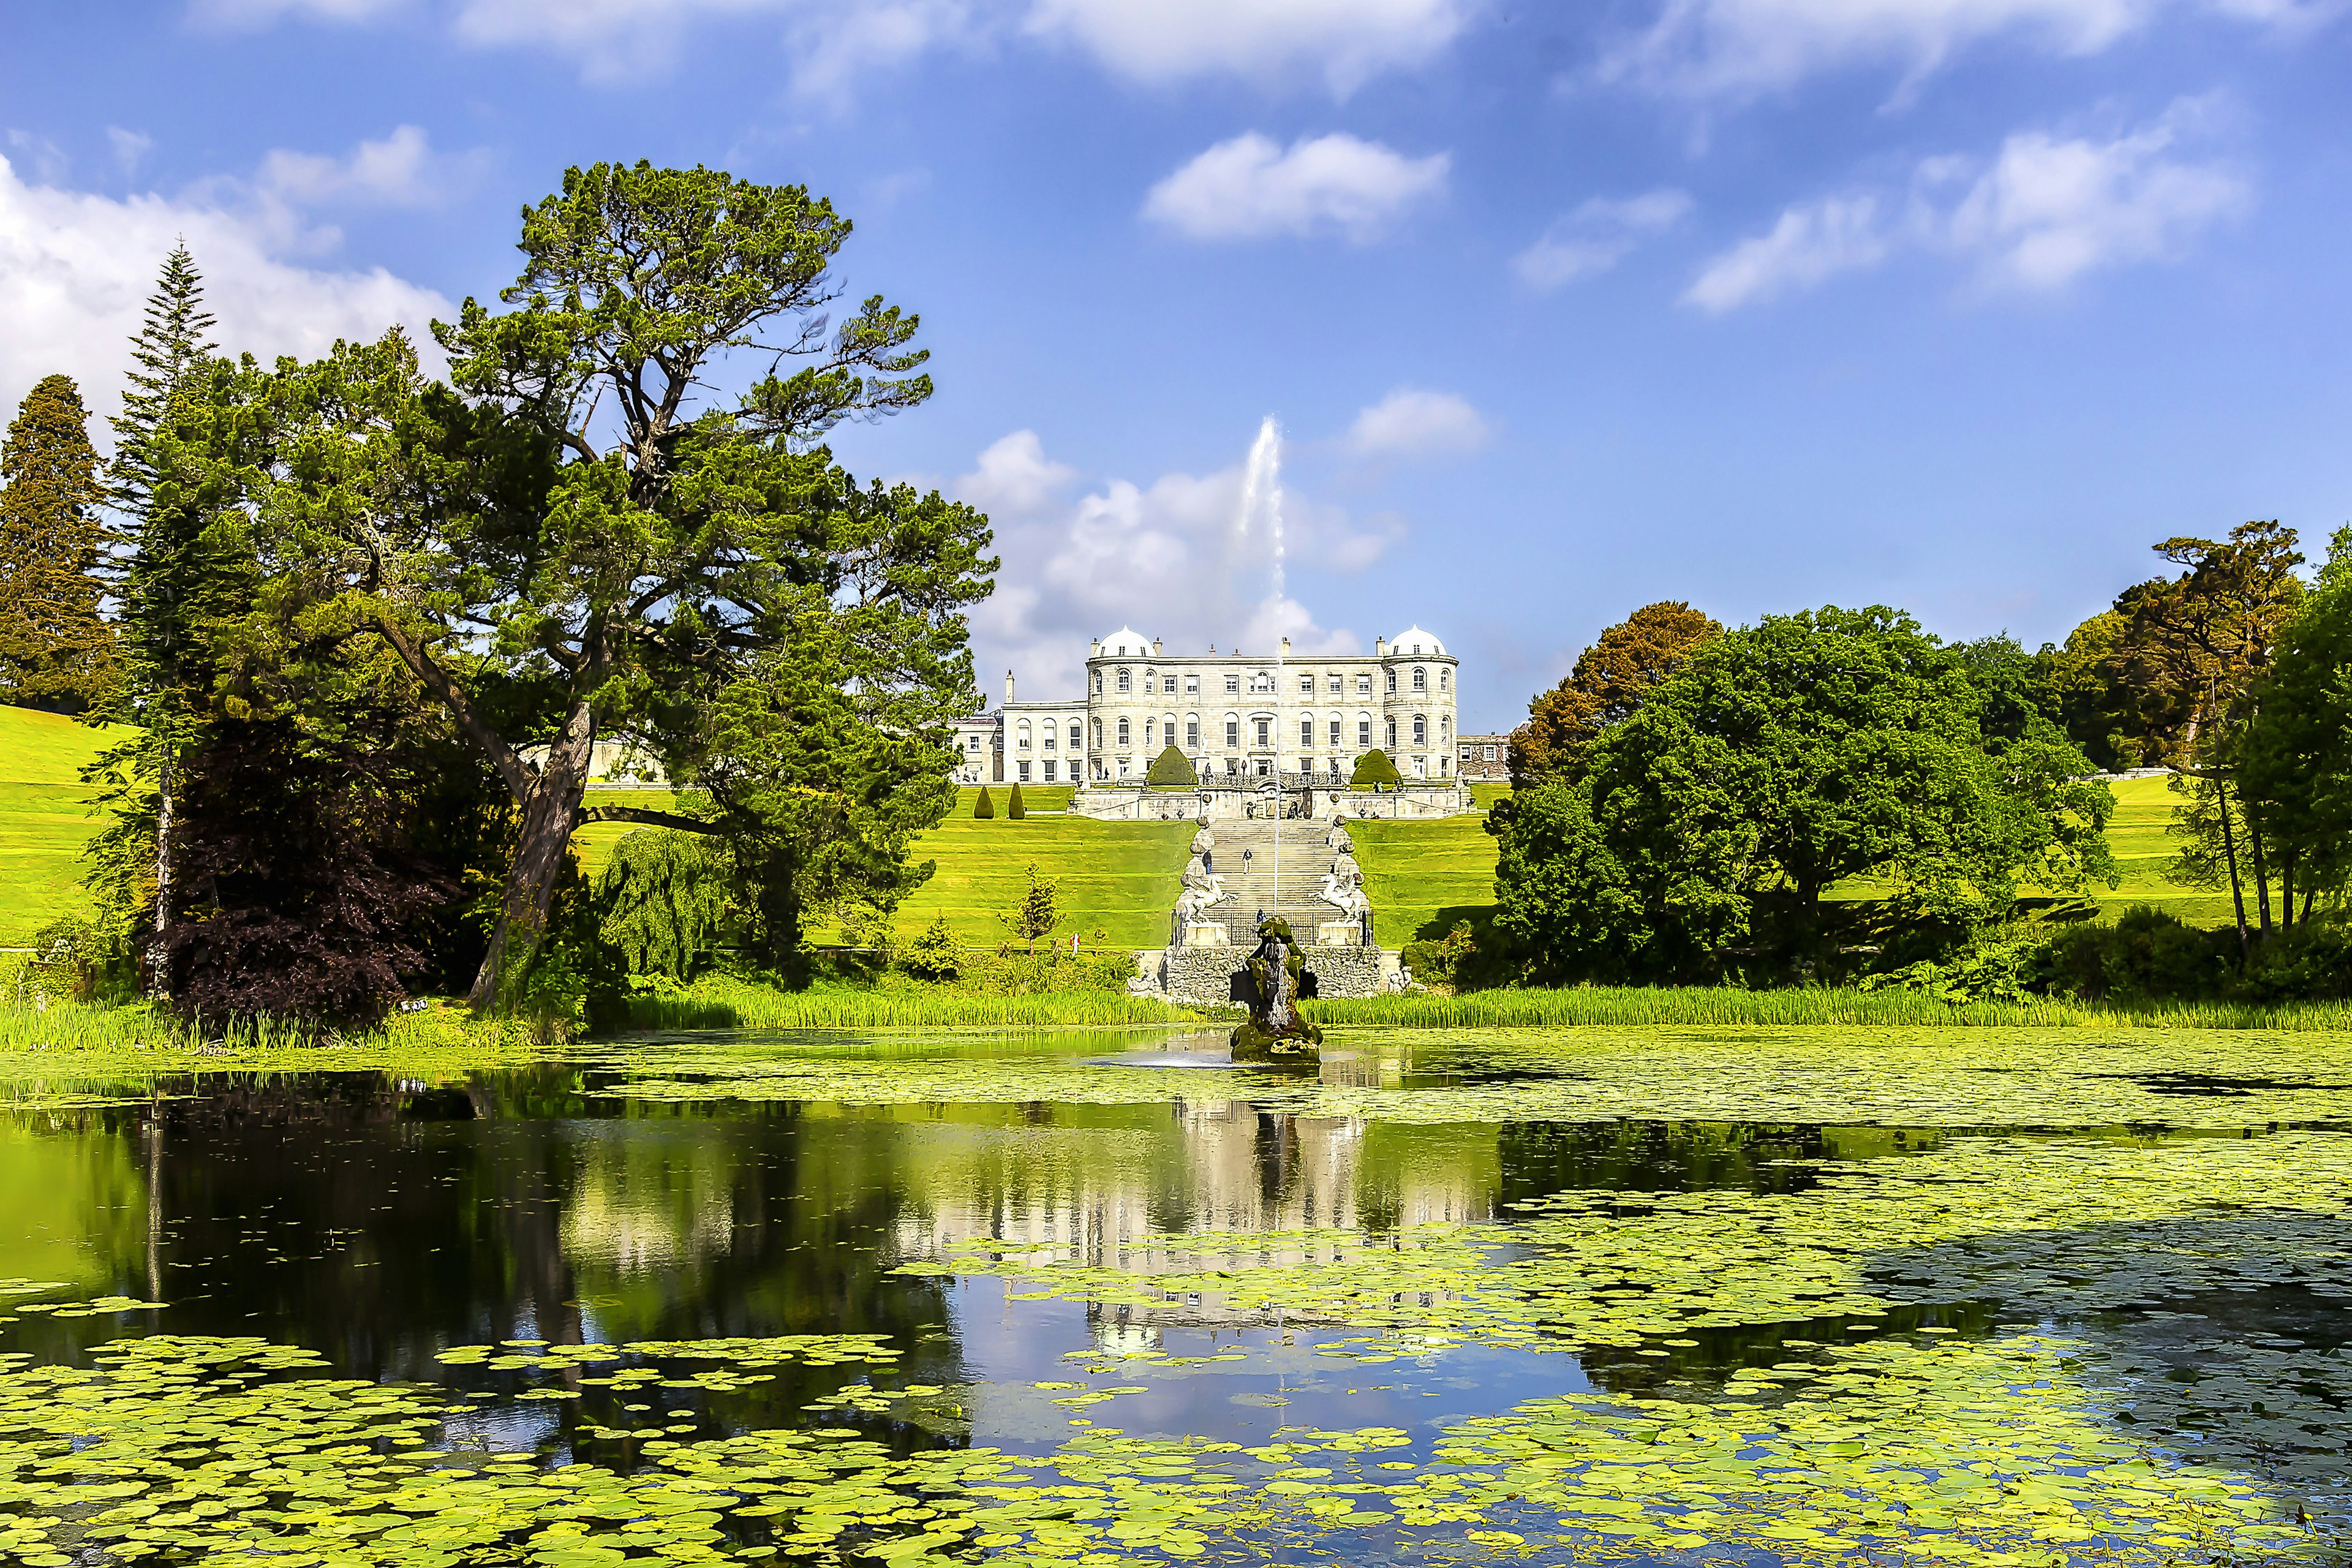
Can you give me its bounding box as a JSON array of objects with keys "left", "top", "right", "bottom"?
[
  {"left": 1254, "top": 719, "right": 1270, "bottom": 747},
  {"left": 1118, "top": 758, "right": 1129, "bottom": 777},
  {"left": 1300, "top": 674, "right": 1313, "bottom": 695},
  {"left": 1018, "top": 761, "right": 1031, "bottom": 782},
  {"left": 1117, "top": 671, "right": 1131, "bottom": 692},
  {"left": 1358, "top": 718, "right": 1371, "bottom": 747},
  {"left": 1226, "top": 720, "right": 1239, "bottom": 747},
  {"left": 1044, "top": 726, "right": 1055, "bottom": 749},
  {"left": 1328, "top": 719, "right": 1341, "bottom": 745},
  {"left": 1413, "top": 716, "right": 1427, "bottom": 745},
  {"left": 1327, "top": 674, "right": 1341, "bottom": 695},
  {"left": 1224, "top": 757, "right": 1238, "bottom": 775},
  {"left": 1386, "top": 671, "right": 1398, "bottom": 693},
  {"left": 1187, "top": 720, "right": 1199, "bottom": 748},
  {"left": 1144, "top": 674, "right": 1155, "bottom": 694},
  {"left": 1069, "top": 724, "right": 1081, "bottom": 748},
  {"left": 1356, "top": 674, "right": 1371, "bottom": 696},
  {"left": 1043, "top": 760, "right": 1056, "bottom": 781},
  {"left": 1387, "top": 718, "right": 1397, "bottom": 748},
  {"left": 1224, "top": 674, "right": 1240, "bottom": 693},
  {"left": 1186, "top": 675, "right": 1199, "bottom": 695},
  {"left": 1485, "top": 745, "right": 1498, "bottom": 761},
  {"left": 1300, "top": 718, "right": 1314, "bottom": 747}
]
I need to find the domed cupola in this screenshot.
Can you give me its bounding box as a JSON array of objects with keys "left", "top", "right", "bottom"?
[
  {"left": 1097, "top": 626, "right": 1150, "bottom": 658},
  {"left": 1390, "top": 625, "right": 1445, "bottom": 657}
]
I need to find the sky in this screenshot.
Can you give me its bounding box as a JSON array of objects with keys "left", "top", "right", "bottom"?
[{"left": 3, "top": 0, "right": 2349, "bottom": 732}]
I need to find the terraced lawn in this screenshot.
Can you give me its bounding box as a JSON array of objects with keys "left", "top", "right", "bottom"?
[{"left": 0, "top": 707, "right": 124, "bottom": 947}]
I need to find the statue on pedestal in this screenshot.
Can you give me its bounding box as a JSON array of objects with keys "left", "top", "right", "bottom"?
[
  {"left": 1174, "top": 853, "right": 1229, "bottom": 927},
  {"left": 1230, "top": 917, "right": 1322, "bottom": 1061}
]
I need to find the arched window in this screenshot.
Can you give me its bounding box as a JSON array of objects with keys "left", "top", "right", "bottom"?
[
  {"left": 1117, "top": 716, "right": 1130, "bottom": 745},
  {"left": 1250, "top": 670, "right": 1273, "bottom": 694},
  {"left": 1327, "top": 717, "right": 1341, "bottom": 745},
  {"left": 1300, "top": 715, "right": 1314, "bottom": 747},
  {"left": 1143, "top": 669, "right": 1156, "bottom": 694},
  {"left": 1357, "top": 714, "right": 1371, "bottom": 748},
  {"left": 1441, "top": 715, "right": 1450, "bottom": 741},
  {"left": 1093, "top": 671, "right": 1102, "bottom": 695},
  {"left": 1042, "top": 720, "right": 1056, "bottom": 750},
  {"left": 1412, "top": 666, "right": 1427, "bottom": 693},
  {"left": 1385, "top": 669, "right": 1398, "bottom": 694},
  {"left": 1164, "top": 714, "right": 1177, "bottom": 747},
  {"left": 1225, "top": 715, "right": 1240, "bottom": 748},
  {"left": 1143, "top": 717, "right": 1155, "bottom": 746},
  {"left": 1185, "top": 715, "right": 1199, "bottom": 749},
  {"left": 1067, "top": 723, "right": 1080, "bottom": 748},
  {"left": 1117, "top": 667, "right": 1131, "bottom": 693},
  {"left": 1439, "top": 668, "right": 1450, "bottom": 692},
  {"left": 1091, "top": 718, "right": 1102, "bottom": 747},
  {"left": 1413, "top": 714, "right": 1427, "bottom": 745},
  {"left": 1385, "top": 717, "right": 1398, "bottom": 749},
  {"left": 1017, "top": 720, "right": 1031, "bottom": 750}
]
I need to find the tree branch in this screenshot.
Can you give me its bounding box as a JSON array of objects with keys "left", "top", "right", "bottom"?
[
  {"left": 580, "top": 805, "right": 721, "bottom": 834},
  {"left": 372, "top": 614, "right": 536, "bottom": 802}
]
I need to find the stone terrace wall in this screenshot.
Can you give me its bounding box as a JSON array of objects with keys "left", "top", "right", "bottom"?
[{"left": 1149, "top": 944, "right": 1390, "bottom": 1004}]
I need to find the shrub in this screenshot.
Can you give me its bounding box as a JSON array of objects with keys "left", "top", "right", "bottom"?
[
  {"left": 1007, "top": 782, "right": 1027, "bottom": 820},
  {"left": 902, "top": 914, "right": 960, "bottom": 980},
  {"left": 596, "top": 829, "right": 730, "bottom": 981},
  {"left": 2027, "top": 905, "right": 2237, "bottom": 1003},
  {"left": 973, "top": 786, "right": 995, "bottom": 819},
  {"left": 1147, "top": 745, "right": 1196, "bottom": 787},
  {"left": 839, "top": 899, "right": 898, "bottom": 958},
  {"left": 2240, "top": 913, "right": 2352, "bottom": 1002},
  {"left": 1401, "top": 920, "right": 1479, "bottom": 991},
  {"left": 1351, "top": 750, "right": 1402, "bottom": 789}
]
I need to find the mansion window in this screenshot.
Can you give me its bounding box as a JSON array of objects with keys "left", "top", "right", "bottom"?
[
  {"left": 1328, "top": 719, "right": 1341, "bottom": 745},
  {"left": 1413, "top": 715, "right": 1427, "bottom": 745},
  {"left": 1093, "top": 672, "right": 1102, "bottom": 694},
  {"left": 1186, "top": 719, "right": 1200, "bottom": 748},
  {"left": 1224, "top": 674, "right": 1240, "bottom": 694},
  {"left": 1358, "top": 717, "right": 1371, "bottom": 747},
  {"left": 1044, "top": 760, "right": 1057, "bottom": 780},
  {"left": 1043, "top": 725, "right": 1055, "bottom": 750},
  {"left": 1300, "top": 717, "right": 1314, "bottom": 747},
  {"left": 1018, "top": 761, "right": 1031, "bottom": 781},
  {"left": 1486, "top": 744, "right": 1498, "bottom": 761},
  {"left": 1386, "top": 717, "right": 1398, "bottom": 748},
  {"left": 1117, "top": 668, "right": 1131, "bottom": 693},
  {"left": 1091, "top": 718, "right": 1102, "bottom": 746},
  {"left": 1226, "top": 719, "right": 1239, "bottom": 747},
  {"left": 1250, "top": 671, "right": 1273, "bottom": 694},
  {"left": 1254, "top": 718, "right": 1270, "bottom": 747},
  {"left": 1017, "top": 722, "right": 1031, "bottom": 750},
  {"left": 1299, "top": 674, "right": 1313, "bottom": 695},
  {"left": 1327, "top": 674, "right": 1342, "bottom": 695},
  {"left": 1117, "top": 717, "right": 1130, "bottom": 745},
  {"left": 1185, "top": 675, "right": 1199, "bottom": 695},
  {"left": 1068, "top": 723, "right": 1081, "bottom": 748},
  {"left": 1412, "top": 666, "right": 1427, "bottom": 693},
  {"left": 1356, "top": 674, "right": 1371, "bottom": 696},
  {"left": 1439, "top": 669, "right": 1450, "bottom": 692},
  {"left": 1386, "top": 671, "right": 1398, "bottom": 694},
  {"left": 1144, "top": 718, "right": 1155, "bottom": 746}
]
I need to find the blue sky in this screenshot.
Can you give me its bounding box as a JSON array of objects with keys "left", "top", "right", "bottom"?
[{"left": 4, "top": 0, "right": 2348, "bottom": 729}]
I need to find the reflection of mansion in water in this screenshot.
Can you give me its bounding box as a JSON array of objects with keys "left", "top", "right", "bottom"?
[
  {"left": 893, "top": 1101, "right": 1496, "bottom": 1332},
  {"left": 952, "top": 625, "right": 1463, "bottom": 787}
]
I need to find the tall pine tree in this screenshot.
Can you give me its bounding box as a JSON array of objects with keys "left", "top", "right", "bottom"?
[
  {"left": 0, "top": 375, "right": 113, "bottom": 710},
  {"left": 89, "top": 243, "right": 218, "bottom": 976}
]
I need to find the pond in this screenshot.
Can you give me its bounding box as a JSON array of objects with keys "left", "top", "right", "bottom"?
[{"left": 2, "top": 1025, "right": 2350, "bottom": 1566}]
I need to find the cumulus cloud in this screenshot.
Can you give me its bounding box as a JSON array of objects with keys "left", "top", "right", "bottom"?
[
  {"left": 1025, "top": 0, "right": 1475, "bottom": 95},
  {"left": 106, "top": 128, "right": 154, "bottom": 176},
  {"left": 1345, "top": 388, "right": 1490, "bottom": 462},
  {"left": 1142, "top": 132, "right": 1449, "bottom": 244},
  {"left": 1513, "top": 189, "right": 1694, "bottom": 290},
  {"left": 1601, "top": 0, "right": 2330, "bottom": 100},
  {"left": 0, "top": 152, "right": 450, "bottom": 435},
  {"left": 954, "top": 428, "right": 1400, "bottom": 697},
  {"left": 1685, "top": 106, "right": 2248, "bottom": 311},
  {"left": 255, "top": 124, "right": 480, "bottom": 208}
]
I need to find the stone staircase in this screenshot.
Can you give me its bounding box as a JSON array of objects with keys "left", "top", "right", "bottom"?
[{"left": 1194, "top": 818, "right": 1356, "bottom": 947}]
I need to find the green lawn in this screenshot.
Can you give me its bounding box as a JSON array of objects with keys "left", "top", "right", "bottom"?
[
  {"left": 0, "top": 707, "right": 124, "bottom": 946},
  {"left": 1351, "top": 809, "right": 1503, "bottom": 946}
]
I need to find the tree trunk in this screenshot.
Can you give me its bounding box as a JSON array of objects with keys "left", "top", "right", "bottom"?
[
  {"left": 2279, "top": 856, "right": 2294, "bottom": 931},
  {"left": 466, "top": 704, "right": 596, "bottom": 1012},
  {"left": 2215, "top": 779, "right": 2250, "bottom": 963},
  {"left": 2248, "top": 815, "right": 2273, "bottom": 936},
  {"left": 148, "top": 730, "right": 174, "bottom": 998}
]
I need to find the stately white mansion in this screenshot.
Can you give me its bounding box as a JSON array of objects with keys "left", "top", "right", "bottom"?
[{"left": 952, "top": 625, "right": 1461, "bottom": 788}]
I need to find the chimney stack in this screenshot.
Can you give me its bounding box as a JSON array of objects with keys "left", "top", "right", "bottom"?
[
  {"left": 1152, "top": 637, "right": 1162, "bottom": 656},
  {"left": 1376, "top": 636, "right": 1387, "bottom": 655},
  {"left": 1005, "top": 669, "right": 1016, "bottom": 703},
  {"left": 1281, "top": 637, "right": 1291, "bottom": 656}
]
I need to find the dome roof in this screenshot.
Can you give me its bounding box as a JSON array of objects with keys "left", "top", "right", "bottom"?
[
  {"left": 1390, "top": 625, "right": 1445, "bottom": 657},
  {"left": 1097, "top": 626, "right": 1152, "bottom": 657}
]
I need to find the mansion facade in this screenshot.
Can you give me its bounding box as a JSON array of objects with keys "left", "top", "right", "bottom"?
[{"left": 951, "top": 625, "right": 1462, "bottom": 787}]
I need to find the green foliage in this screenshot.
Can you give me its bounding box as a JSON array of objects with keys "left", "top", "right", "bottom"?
[
  {"left": 1401, "top": 919, "right": 1480, "bottom": 990},
  {"left": 902, "top": 913, "right": 960, "bottom": 979},
  {"left": 973, "top": 785, "right": 995, "bottom": 819},
  {"left": 997, "top": 861, "right": 1059, "bottom": 954},
  {"left": 1006, "top": 781, "right": 1027, "bottom": 820},
  {"left": 595, "top": 829, "right": 731, "bottom": 981},
  {"left": 200, "top": 162, "right": 994, "bottom": 1009},
  {"left": 2238, "top": 552, "right": 2352, "bottom": 914},
  {"left": 837, "top": 898, "right": 897, "bottom": 957},
  {"left": 0, "top": 375, "right": 113, "bottom": 712},
  {"left": 1492, "top": 607, "right": 2116, "bottom": 987},
  {"left": 2028, "top": 905, "right": 2244, "bottom": 1003},
  {"left": 1145, "top": 744, "right": 1196, "bottom": 786},
  {"left": 1350, "top": 749, "right": 1402, "bottom": 788}
]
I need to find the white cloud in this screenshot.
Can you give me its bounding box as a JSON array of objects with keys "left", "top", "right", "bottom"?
[
  {"left": 1945, "top": 119, "right": 2251, "bottom": 287},
  {"left": 1602, "top": 0, "right": 2330, "bottom": 100},
  {"left": 1345, "top": 388, "right": 1490, "bottom": 462},
  {"left": 954, "top": 428, "right": 1398, "bottom": 697},
  {"left": 1685, "top": 105, "right": 2248, "bottom": 310},
  {"left": 1142, "top": 132, "right": 1449, "bottom": 244},
  {"left": 106, "top": 128, "right": 154, "bottom": 176},
  {"left": 256, "top": 124, "right": 475, "bottom": 208},
  {"left": 0, "top": 153, "right": 451, "bottom": 437},
  {"left": 1686, "top": 194, "right": 1888, "bottom": 311},
  {"left": 191, "top": 0, "right": 403, "bottom": 20},
  {"left": 1025, "top": 0, "right": 1475, "bottom": 94},
  {"left": 1513, "top": 189, "right": 1693, "bottom": 290}
]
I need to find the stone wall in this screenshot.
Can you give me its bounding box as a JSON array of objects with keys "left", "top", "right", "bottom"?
[
  {"left": 1146, "top": 943, "right": 1392, "bottom": 1004},
  {"left": 1075, "top": 783, "right": 1472, "bottom": 822}
]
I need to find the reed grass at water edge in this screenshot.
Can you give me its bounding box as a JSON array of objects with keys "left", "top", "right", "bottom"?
[{"left": 1305, "top": 984, "right": 2352, "bottom": 1030}]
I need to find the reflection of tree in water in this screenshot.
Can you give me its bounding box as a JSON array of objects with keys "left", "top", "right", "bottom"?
[{"left": 1498, "top": 1119, "right": 1943, "bottom": 1207}]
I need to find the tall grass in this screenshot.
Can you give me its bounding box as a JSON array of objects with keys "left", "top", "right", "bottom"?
[
  {"left": 1303, "top": 985, "right": 2352, "bottom": 1031},
  {"left": 617, "top": 976, "right": 1210, "bottom": 1031}
]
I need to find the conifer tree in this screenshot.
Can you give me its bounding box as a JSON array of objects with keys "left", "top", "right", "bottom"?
[
  {"left": 0, "top": 375, "right": 113, "bottom": 709},
  {"left": 88, "top": 243, "right": 218, "bottom": 977}
]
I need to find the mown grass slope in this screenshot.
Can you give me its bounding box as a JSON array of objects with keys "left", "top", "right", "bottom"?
[{"left": 0, "top": 707, "right": 121, "bottom": 946}]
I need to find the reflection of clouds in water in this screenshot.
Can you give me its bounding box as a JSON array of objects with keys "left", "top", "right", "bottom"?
[{"left": 434, "top": 1401, "right": 563, "bottom": 1455}]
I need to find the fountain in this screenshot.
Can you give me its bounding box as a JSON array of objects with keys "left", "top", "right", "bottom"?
[{"left": 1229, "top": 916, "right": 1323, "bottom": 1061}]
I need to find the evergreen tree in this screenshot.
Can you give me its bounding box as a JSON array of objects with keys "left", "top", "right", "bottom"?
[
  {"left": 974, "top": 786, "right": 995, "bottom": 818},
  {"left": 89, "top": 243, "right": 219, "bottom": 979},
  {"left": 0, "top": 375, "right": 113, "bottom": 710},
  {"left": 1007, "top": 781, "right": 1027, "bottom": 819}
]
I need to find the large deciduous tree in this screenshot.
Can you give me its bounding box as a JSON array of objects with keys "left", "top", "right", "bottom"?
[
  {"left": 1491, "top": 606, "right": 2114, "bottom": 984},
  {"left": 1507, "top": 601, "right": 1717, "bottom": 789},
  {"left": 235, "top": 163, "right": 995, "bottom": 1009},
  {"left": 0, "top": 374, "right": 114, "bottom": 710},
  {"left": 2237, "top": 527, "right": 2352, "bottom": 923}
]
